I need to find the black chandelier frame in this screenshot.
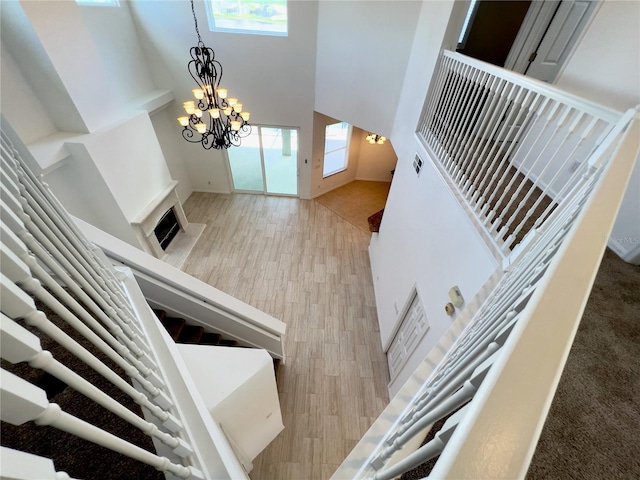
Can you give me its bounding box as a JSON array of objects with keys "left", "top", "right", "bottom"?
[{"left": 180, "top": 0, "right": 251, "bottom": 150}]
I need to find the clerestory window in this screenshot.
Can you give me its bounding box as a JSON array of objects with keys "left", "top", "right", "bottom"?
[{"left": 205, "top": 0, "right": 288, "bottom": 37}]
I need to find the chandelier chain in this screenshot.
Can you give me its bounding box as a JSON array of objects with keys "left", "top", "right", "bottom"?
[{"left": 190, "top": 0, "right": 203, "bottom": 46}]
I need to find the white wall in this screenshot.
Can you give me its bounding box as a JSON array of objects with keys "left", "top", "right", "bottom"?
[
  {"left": 75, "top": 112, "right": 174, "bottom": 223},
  {"left": 554, "top": 0, "right": 640, "bottom": 263},
  {"left": 369, "top": 0, "right": 501, "bottom": 396},
  {"left": 45, "top": 147, "right": 141, "bottom": 248},
  {"left": 0, "top": 43, "right": 57, "bottom": 145},
  {"left": 128, "top": 0, "right": 318, "bottom": 198},
  {"left": 0, "top": 1, "right": 87, "bottom": 136},
  {"left": 17, "top": 0, "right": 150, "bottom": 132},
  {"left": 315, "top": 1, "right": 422, "bottom": 138},
  {"left": 150, "top": 108, "right": 195, "bottom": 204},
  {"left": 354, "top": 128, "right": 397, "bottom": 182}
]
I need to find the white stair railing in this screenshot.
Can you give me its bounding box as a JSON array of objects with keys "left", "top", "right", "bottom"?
[
  {"left": 0, "top": 127, "right": 247, "bottom": 479},
  {"left": 418, "top": 51, "right": 623, "bottom": 256},
  {"left": 333, "top": 49, "right": 639, "bottom": 478}
]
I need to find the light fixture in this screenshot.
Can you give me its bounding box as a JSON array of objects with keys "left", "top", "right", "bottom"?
[
  {"left": 177, "top": 0, "right": 250, "bottom": 149},
  {"left": 366, "top": 132, "right": 386, "bottom": 145}
]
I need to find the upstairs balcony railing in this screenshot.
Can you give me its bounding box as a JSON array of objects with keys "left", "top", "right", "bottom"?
[
  {"left": 417, "top": 51, "right": 624, "bottom": 257},
  {"left": 333, "top": 52, "right": 639, "bottom": 479}
]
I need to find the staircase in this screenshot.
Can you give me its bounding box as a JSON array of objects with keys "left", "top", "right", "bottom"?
[{"left": 153, "top": 309, "right": 281, "bottom": 376}]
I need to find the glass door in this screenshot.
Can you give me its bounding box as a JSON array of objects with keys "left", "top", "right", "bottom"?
[
  {"left": 227, "top": 127, "right": 298, "bottom": 196},
  {"left": 227, "top": 129, "right": 264, "bottom": 192}
]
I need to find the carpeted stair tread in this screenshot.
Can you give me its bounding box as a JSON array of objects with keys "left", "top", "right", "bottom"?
[
  {"left": 200, "top": 332, "right": 222, "bottom": 345},
  {"left": 218, "top": 338, "right": 238, "bottom": 347},
  {"left": 161, "top": 317, "right": 185, "bottom": 341},
  {"left": 177, "top": 325, "right": 204, "bottom": 344},
  {"left": 152, "top": 309, "right": 166, "bottom": 322}
]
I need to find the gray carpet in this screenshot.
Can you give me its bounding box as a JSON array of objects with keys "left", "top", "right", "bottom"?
[
  {"left": 527, "top": 248, "right": 640, "bottom": 479},
  {"left": 402, "top": 248, "right": 640, "bottom": 479}
]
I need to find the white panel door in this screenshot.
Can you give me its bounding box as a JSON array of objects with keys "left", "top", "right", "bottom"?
[
  {"left": 386, "top": 292, "right": 429, "bottom": 382},
  {"left": 526, "top": 0, "right": 599, "bottom": 82}
]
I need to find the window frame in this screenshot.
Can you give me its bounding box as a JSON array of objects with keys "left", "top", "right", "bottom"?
[
  {"left": 322, "top": 122, "right": 352, "bottom": 178},
  {"left": 76, "top": 0, "right": 119, "bottom": 6},
  {"left": 205, "top": 0, "right": 288, "bottom": 37}
]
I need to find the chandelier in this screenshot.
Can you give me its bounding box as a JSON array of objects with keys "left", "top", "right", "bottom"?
[
  {"left": 177, "top": 0, "right": 250, "bottom": 149},
  {"left": 366, "top": 132, "right": 386, "bottom": 145}
]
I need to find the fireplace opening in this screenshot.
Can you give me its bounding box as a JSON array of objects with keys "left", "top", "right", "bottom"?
[{"left": 154, "top": 208, "right": 180, "bottom": 251}]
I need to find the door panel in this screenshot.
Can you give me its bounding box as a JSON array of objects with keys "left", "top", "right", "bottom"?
[
  {"left": 526, "top": 0, "right": 598, "bottom": 82},
  {"left": 262, "top": 128, "right": 298, "bottom": 195},
  {"left": 227, "top": 127, "right": 298, "bottom": 196},
  {"left": 228, "top": 129, "right": 264, "bottom": 192}
]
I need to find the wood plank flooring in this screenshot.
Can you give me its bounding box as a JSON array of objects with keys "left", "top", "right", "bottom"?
[{"left": 181, "top": 192, "right": 390, "bottom": 479}]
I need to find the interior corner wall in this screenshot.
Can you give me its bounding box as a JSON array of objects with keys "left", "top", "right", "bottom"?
[
  {"left": 353, "top": 128, "right": 397, "bottom": 182},
  {"left": 75, "top": 112, "right": 174, "bottom": 223},
  {"left": 314, "top": 1, "right": 421, "bottom": 137},
  {"left": 0, "top": 43, "right": 57, "bottom": 145},
  {"left": 44, "top": 146, "right": 140, "bottom": 248},
  {"left": 149, "top": 107, "right": 194, "bottom": 204},
  {"left": 310, "top": 112, "right": 361, "bottom": 197},
  {"left": 554, "top": 1, "right": 640, "bottom": 263}
]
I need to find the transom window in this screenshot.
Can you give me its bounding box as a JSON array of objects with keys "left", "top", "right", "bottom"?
[
  {"left": 206, "top": 0, "right": 288, "bottom": 37},
  {"left": 76, "top": 0, "right": 119, "bottom": 6},
  {"left": 322, "top": 122, "right": 351, "bottom": 178}
]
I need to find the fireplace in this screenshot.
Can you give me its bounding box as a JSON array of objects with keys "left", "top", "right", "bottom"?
[
  {"left": 131, "top": 181, "right": 204, "bottom": 267},
  {"left": 154, "top": 207, "right": 180, "bottom": 251}
]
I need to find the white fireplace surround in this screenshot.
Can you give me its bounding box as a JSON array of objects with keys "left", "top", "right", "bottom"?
[{"left": 131, "top": 181, "right": 203, "bottom": 266}]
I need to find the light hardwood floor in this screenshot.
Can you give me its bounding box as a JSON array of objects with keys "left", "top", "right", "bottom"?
[{"left": 181, "top": 192, "right": 390, "bottom": 480}]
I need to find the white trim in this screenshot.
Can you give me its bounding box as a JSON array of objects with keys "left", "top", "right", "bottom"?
[{"left": 504, "top": 0, "right": 561, "bottom": 73}]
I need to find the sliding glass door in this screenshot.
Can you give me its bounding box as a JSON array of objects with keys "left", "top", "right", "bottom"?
[{"left": 227, "top": 127, "right": 298, "bottom": 196}]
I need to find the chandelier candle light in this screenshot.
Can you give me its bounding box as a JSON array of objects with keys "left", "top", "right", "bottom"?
[
  {"left": 366, "top": 132, "right": 386, "bottom": 145},
  {"left": 177, "top": 0, "right": 250, "bottom": 149}
]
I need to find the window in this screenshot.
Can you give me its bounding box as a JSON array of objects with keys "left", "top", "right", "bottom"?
[
  {"left": 206, "top": 0, "right": 288, "bottom": 37},
  {"left": 76, "top": 0, "right": 119, "bottom": 6},
  {"left": 457, "top": 0, "right": 479, "bottom": 49},
  {"left": 322, "top": 122, "right": 351, "bottom": 178}
]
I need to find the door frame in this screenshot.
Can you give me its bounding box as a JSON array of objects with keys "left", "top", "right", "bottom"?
[
  {"left": 504, "top": 0, "right": 602, "bottom": 82},
  {"left": 225, "top": 124, "right": 300, "bottom": 197}
]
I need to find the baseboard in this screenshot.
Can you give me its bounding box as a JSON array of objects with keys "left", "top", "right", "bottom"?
[
  {"left": 608, "top": 237, "right": 640, "bottom": 265},
  {"left": 191, "top": 188, "right": 233, "bottom": 195}
]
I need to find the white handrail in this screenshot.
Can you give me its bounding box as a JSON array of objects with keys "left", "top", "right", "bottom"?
[{"left": 77, "top": 216, "right": 287, "bottom": 361}]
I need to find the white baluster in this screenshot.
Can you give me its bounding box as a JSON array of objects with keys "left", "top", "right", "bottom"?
[
  {"left": 0, "top": 370, "right": 202, "bottom": 479},
  {"left": 0, "top": 314, "right": 193, "bottom": 458},
  {"left": 1, "top": 239, "right": 165, "bottom": 394},
  {"left": 0, "top": 276, "right": 180, "bottom": 430}
]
